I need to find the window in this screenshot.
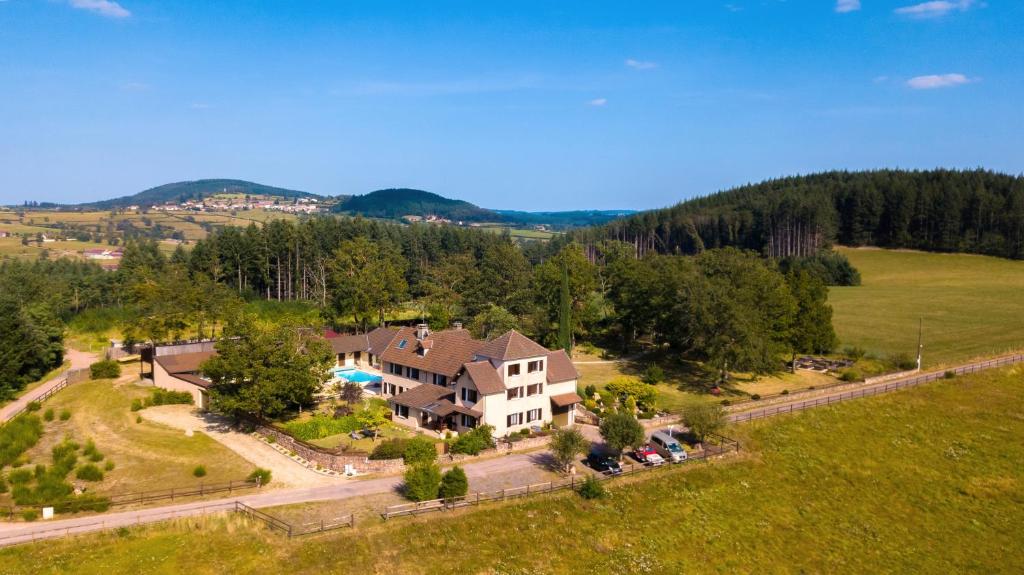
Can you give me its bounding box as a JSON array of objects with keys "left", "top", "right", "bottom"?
[
  {"left": 507, "top": 412, "right": 523, "bottom": 427},
  {"left": 460, "top": 414, "right": 477, "bottom": 428},
  {"left": 397, "top": 339, "right": 408, "bottom": 349},
  {"left": 389, "top": 363, "right": 402, "bottom": 375},
  {"left": 507, "top": 363, "right": 521, "bottom": 377},
  {"left": 507, "top": 387, "right": 523, "bottom": 401},
  {"left": 526, "top": 408, "right": 542, "bottom": 423},
  {"left": 461, "top": 388, "right": 478, "bottom": 403},
  {"left": 528, "top": 360, "right": 544, "bottom": 373},
  {"left": 395, "top": 404, "right": 409, "bottom": 418},
  {"left": 406, "top": 367, "right": 420, "bottom": 380},
  {"left": 434, "top": 374, "right": 447, "bottom": 386},
  {"left": 385, "top": 383, "right": 397, "bottom": 395},
  {"left": 527, "top": 383, "right": 543, "bottom": 396}
]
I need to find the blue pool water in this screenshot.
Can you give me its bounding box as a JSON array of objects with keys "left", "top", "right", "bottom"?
[{"left": 332, "top": 368, "right": 383, "bottom": 384}]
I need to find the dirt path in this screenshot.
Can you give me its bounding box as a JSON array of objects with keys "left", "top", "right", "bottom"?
[
  {"left": 0, "top": 348, "right": 99, "bottom": 423},
  {"left": 140, "top": 406, "right": 344, "bottom": 488}
]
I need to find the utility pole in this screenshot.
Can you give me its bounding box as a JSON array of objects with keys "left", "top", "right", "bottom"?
[{"left": 916, "top": 317, "right": 923, "bottom": 371}]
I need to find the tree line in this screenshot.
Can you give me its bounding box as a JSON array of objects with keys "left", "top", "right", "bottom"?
[{"left": 573, "top": 169, "right": 1024, "bottom": 260}]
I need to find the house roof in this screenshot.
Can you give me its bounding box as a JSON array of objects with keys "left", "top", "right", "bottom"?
[
  {"left": 326, "top": 327, "right": 399, "bottom": 355},
  {"left": 462, "top": 360, "right": 505, "bottom": 395},
  {"left": 475, "top": 330, "right": 550, "bottom": 361},
  {"left": 155, "top": 351, "right": 216, "bottom": 374},
  {"left": 379, "top": 327, "right": 483, "bottom": 378},
  {"left": 391, "top": 383, "right": 455, "bottom": 410},
  {"left": 550, "top": 392, "right": 583, "bottom": 408},
  {"left": 545, "top": 350, "right": 579, "bottom": 384},
  {"left": 170, "top": 373, "right": 212, "bottom": 389}
]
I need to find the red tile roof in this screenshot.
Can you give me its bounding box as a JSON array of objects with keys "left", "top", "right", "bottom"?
[
  {"left": 476, "top": 330, "right": 550, "bottom": 361},
  {"left": 545, "top": 350, "right": 579, "bottom": 384},
  {"left": 550, "top": 392, "right": 583, "bottom": 408},
  {"left": 463, "top": 360, "right": 505, "bottom": 395},
  {"left": 380, "top": 327, "right": 483, "bottom": 378}
]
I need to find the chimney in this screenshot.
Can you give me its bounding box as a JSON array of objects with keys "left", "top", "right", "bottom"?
[
  {"left": 452, "top": 321, "right": 463, "bottom": 330},
  {"left": 415, "top": 323, "right": 430, "bottom": 341}
]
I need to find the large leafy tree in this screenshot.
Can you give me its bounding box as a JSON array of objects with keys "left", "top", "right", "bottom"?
[
  {"left": 598, "top": 412, "right": 646, "bottom": 459},
  {"left": 785, "top": 269, "right": 838, "bottom": 368},
  {"left": 0, "top": 299, "right": 64, "bottom": 400},
  {"left": 548, "top": 426, "right": 590, "bottom": 474},
  {"left": 532, "top": 243, "right": 598, "bottom": 347},
  {"left": 203, "top": 315, "right": 334, "bottom": 420},
  {"left": 331, "top": 237, "right": 408, "bottom": 331}
]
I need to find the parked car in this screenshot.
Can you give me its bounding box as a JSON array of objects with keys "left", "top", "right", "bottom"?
[
  {"left": 650, "top": 430, "right": 688, "bottom": 463},
  {"left": 585, "top": 452, "right": 623, "bottom": 475},
  {"left": 633, "top": 444, "right": 665, "bottom": 466}
]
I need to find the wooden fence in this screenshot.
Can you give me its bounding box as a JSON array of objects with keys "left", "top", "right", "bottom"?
[
  {"left": 729, "top": 353, "right": 1024, "bottom": 424},
  {"left": 381, "top": 434, "right": 740, "bottom": 520},
  {"left": 233, "top": 502, "right": 354, "bottom": 537}
]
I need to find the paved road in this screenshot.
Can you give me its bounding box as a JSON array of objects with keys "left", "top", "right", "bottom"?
[
  {"left": 2, "top": 352, "right": 1021, "bottom": 547},
  {"left": 0, "top": 452, "right": 547, "bottom": 546},
  {"left": 0, "top": 348, "right": 98, "bottom": 424}
]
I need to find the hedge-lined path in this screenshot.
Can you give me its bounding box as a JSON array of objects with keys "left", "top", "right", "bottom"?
[{"left": 0, "top": 348, "right": 99, "bottom": 424}]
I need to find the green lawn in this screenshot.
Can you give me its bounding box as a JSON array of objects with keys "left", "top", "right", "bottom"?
[
  {"left": 1, "top": 377, "right": 254, "bottom": 501},
  {"left": 5, "top": 364, "right": 1022, "bottom": 574},
  {"left": 831, "top": 247, "right": 1024, "bottom": 368}
]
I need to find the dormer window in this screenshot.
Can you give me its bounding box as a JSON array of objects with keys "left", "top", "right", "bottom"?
[{"left": 507, "top": 363, "right": 521, "bottom": 377}]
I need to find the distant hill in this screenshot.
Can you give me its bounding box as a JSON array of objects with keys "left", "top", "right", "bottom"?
[
  {"left": 79, "top": 179, "right": 321, "bottom": 209},
  {"left": 333, "top": 188, "right": 497, "bottom": 222},
  {"left": 574, "top": 169, "right": 1024, "bottom": 260},
  {"left": 494, "top": 209, "right": 637, "bottom": 228}
]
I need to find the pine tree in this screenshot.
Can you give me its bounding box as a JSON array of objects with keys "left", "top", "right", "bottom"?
[{"left": 557, "top": 262, "right": 572, "bottom": 353}]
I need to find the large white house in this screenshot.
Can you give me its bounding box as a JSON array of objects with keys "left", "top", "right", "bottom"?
[{"left": 350, "top": 324, "right": 581, "bottom": 437}]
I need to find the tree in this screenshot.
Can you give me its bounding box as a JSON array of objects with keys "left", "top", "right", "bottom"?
[
  {"left": 356, "top": 402, "right": 390, "bottom": 442},
  {"left": 557, "top": 262, "right": 572, "bottom": 353},
  {"left": 439, "top": 466, "right": 469, "bottom": 499},
  {"left": 533, "top": 243, "right": 598, "bottom": 347},
  {"left": 785, "top": 269, "right": 838, "bottom": 370},
  {"left": 598, "top": 412, "right": 645, "bottom": 459},
  {"left": 548, "top": 426, "right": 590, "bottom": 474},
  {"left": 403, "top": 463, "right": 441, "bottom": 502},
  {"left": 202, "top": 315, "right": 334, "bottom": 420},
  {"left": 332, "top": 237, "right": 408, "bottom": 330},
  {"left": 469, "top": 304, "right": 520, "bottom": 340},
  {"left": 340, "top": 381, "right": 363, "bottom": 405},
  {"left": 681, "top": 402, "right": 727, "bottom": 442}
]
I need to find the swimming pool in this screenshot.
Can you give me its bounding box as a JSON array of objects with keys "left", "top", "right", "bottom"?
[{"left": 332, "top": 368, "right": 383, "bottom": 385}]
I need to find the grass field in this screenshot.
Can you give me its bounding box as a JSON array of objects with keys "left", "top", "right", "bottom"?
[
  {"left": 831, "top": 247, "right": 1024, "bottom": 368},
  {"left": 5, "top": 365, "right": 1021, "bottom": 573},
  {"left": 0, "top": 375, "right": 253, "bottom": 503}
]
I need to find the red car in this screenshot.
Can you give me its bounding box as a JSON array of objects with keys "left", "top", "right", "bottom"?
[{"left": 632, "top": 444, "right": 665, "bottom": 466}]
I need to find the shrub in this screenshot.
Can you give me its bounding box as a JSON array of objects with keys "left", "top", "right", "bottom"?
[
  {"left": 402, "top": 438, "right": 438, "bottom": 465},
  {"left": 449, "top": 425, "right": 495, "bottom": 456},
  {"left": 583, "top": 385, "right": 597, "bottom": 398},
  {"left": 21, "top": 509, "right": 38, "bottom": 522},
  {"left": 720, "top": 399, "right": 731, "bottom": 406},
  {"left": 282, "top": 414, "right": 361, "bottom": 441},
  {"left": 641, "top": 365, "right": 666, "bottom": 386},
  {"left": 0, "top": 474, "right": 7, "bottom": 494},
  {"left": 75, "top": 464, "right": 104, "bottom": 482},
  {"left": 104, "top": 460, "right": 115, "bottom": 472},
  {"left": 83, "top": 439, "right": 103, "bottom": 462},
  {"left": 90, "top": 360, "right": 121, "bottom": 380},
  {"left": 59, "top": 409, "right": 71, "bottom": 421},
  {"left": 751, "top": 394, "right": 761, "bottom": 401},
  {"left": 839, "top": 370, "right": 861, "bottom": 382},
  {"left": 889, "top": 352, "right": 918, "bottom": 371},
  {"left": 781, "top": 389, "right": 790, "bottom": 396},
  {"left": 135, "top": 415, "right": 142, "bottom": 424},
  {"left": 369, "top": 438, "right": 408, "bottom": 460},
  {"left": 0, "top": 415, "right": 44, "bottom": 468},
  {"left": 247, "top": 468, "right": 272, "bottom": 486},
  {"left": 43, "top": 409, "right": 55, "bottom": 422},
  {"left": 843, "top": 346, "right": 867, "bottom": 360},
  {"left": 577, "top": 475, "right": 606, "bottom": 500},
  {"left": 147, "top": 388, "right": 193, "bottom": 407},
  {"left": 944, "top": 370, "right": 957, "bottom": 379},
  {"left": 403, "top": 463, "right": 441, "bottom": 502},
  {"left": 8, "top": 468, "right": 33, "bottom": 485},
  {"left": 639, "top": 410, "right": 656, "bottom": 419},
  {"left": 129, "top": 399, "right": 144, "bottom": 412},
  {"left": 26, "top": 401, "right": 41, "bottom": 413},
  {"left": 193, "top": 465, "right": 207, "bottom": 478},
  {"left": 439, "top": 466, "right": 468, "bottom": 499}
]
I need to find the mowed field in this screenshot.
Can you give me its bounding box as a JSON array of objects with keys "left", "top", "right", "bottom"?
[
  {"left": 830, "top": 247, "right": 1024, "bottom": 368},
  {"left": 4, "top": 366, "right": 1022, "bottom": 574}
]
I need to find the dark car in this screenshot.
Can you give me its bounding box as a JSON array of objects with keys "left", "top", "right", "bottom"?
[{"left": 585, "top": 453, "right": 623, "bottom": 475}]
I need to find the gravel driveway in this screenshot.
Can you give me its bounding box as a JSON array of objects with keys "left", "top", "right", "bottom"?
[{"left": 141, "top": 405, "right": 344, "bottom": 488}]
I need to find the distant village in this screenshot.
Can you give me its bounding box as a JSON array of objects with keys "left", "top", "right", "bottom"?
[{"left": 147, "top": 195, "right": 324, "bottom": 215}]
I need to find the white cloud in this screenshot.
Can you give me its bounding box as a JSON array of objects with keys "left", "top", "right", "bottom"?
[
  {"left": 69, "top": 0, "right": 130, "bottom": 19},
  {"left": 906, "top": 73, "right": 974, "bottom": 89},
  {"left": 835, "top": 0, "right": 861, "bottom": 13},
  {"left": 895, "top": 0, "right": 975, "bottom": 18},
  {"left": 625, "top": 59, "right": 657, "bottom": 70},
  {"left": 588, "top": 98, "right": 608, "bottom": 107}
]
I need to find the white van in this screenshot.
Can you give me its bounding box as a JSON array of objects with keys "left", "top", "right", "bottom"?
[{"left": 650, "top": 430, "right": 687, "bottom": 463}]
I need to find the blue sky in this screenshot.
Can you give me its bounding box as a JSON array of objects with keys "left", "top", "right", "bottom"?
[{"left": 1, "top": 0, "right": 1021, "bottom": 210}]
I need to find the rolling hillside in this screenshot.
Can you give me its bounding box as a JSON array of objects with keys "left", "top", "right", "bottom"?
[{"left": 79, "top": 179, "right": 321, "bottom": 209}]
